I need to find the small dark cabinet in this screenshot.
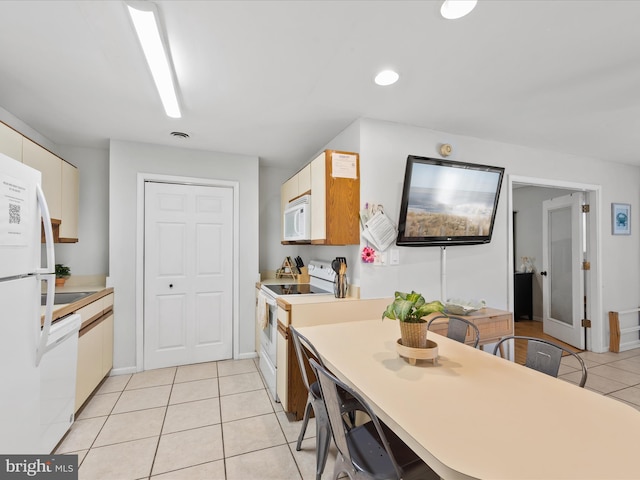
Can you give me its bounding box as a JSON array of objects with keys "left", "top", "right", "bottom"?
[{"left": 514, "top": 272, "right": 533, "bottom": 320}]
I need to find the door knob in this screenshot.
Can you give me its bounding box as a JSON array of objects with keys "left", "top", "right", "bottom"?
[{"left": 540, "top": 271, "right": 547, "bottom": 276}]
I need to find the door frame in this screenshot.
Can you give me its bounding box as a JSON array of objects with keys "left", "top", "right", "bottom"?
[
  {"left": 508, "top": 175, "right": 604, "bottom": 352},
  {"left": 135, "top": 172, "right": 240, "bottom": 372}
]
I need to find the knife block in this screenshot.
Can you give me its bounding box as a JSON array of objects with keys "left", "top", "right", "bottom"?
[{"left": 297, "top": 266, "right": 309, "bottom": 284}]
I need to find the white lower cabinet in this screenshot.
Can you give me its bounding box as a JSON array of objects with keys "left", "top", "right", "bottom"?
[
  {"left": 76, "top": 321, "right": 103, "bottom": 411},
  {"left": 74, "top": 293, "right": 114, "bottom": 412}
]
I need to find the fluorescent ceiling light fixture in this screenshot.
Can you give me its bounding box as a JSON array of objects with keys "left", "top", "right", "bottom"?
[
  {"left": 441, "top": 0, "right": 477, "bottom": 20},
  {"left": 375, "top": 70, "right": 399, "bottom": 86},
  {"left": 127, "top": 1, "right": 181, "bottom": 118}
]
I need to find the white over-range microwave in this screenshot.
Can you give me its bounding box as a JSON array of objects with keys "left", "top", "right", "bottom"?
[{"left": 283, "top": 194, "right": 311, "bottom": 241}]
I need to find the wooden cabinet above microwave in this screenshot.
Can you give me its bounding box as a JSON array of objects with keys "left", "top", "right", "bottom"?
[{"left": 281, "top": 149, "right": 359, "bottom": 246}]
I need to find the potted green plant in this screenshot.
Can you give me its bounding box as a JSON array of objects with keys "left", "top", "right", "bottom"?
[
  {"left": 55, "top": 263, "right": 71, "bottom": 286},
  {"left": 382, "top": 291, "right": 444, "bottom": 348}
]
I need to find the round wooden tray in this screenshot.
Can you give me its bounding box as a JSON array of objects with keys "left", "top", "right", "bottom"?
[{"left": 396, "top": 338, "right": 438, "bottom": 365}]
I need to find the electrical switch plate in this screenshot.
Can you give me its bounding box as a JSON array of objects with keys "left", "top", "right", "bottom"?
[
  {"left": 389, "top": 248, "right": 400, "bottom": 265},
  {"left": 374, "top": 251, "right": 387, "bottom": 266}
]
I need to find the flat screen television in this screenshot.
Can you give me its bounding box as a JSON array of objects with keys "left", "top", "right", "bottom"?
[{"left": 396, "top": 156, "right": 505, "bottom": 246}]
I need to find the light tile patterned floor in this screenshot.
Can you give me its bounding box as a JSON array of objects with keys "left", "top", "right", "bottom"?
[
  {"left": 55, "top": 350, "right": 640, "bottom": 479},
  {"left": 55, "top": 358, "right": 335, "bottom": 480}
]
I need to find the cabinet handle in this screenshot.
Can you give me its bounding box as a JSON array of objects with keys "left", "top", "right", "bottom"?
[
  {"left": 169, "top": 284, "right": 174, "bottom": 288},
  {"left": 540, "top": 271, "right": 547, "bottom": 276}
]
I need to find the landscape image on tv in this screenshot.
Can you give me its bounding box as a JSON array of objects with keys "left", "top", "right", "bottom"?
[{"left": 404, "top": 163, "right": 501, "bottom": 238}]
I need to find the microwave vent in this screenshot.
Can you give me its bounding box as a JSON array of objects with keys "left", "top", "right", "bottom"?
[{"left": 287, "top": 195, "right": 311, "bottom": 208}]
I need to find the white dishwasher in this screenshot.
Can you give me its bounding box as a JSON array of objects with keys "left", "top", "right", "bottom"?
[{"left": 40, "top": 313, "right": 81, "bottom": 453}]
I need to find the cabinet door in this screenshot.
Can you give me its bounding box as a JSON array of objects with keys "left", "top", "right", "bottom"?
[
  {"left": 0, "top": 122, "right": 23, "bottom": 161},
  {"left": 59, "top": 161, "right": 79, "bottom": 241},
  {"left": 75, "top": 324, "right": 102, "bottom": 411},
  {"left": 255, "top": 288, "right": 261, "bottom": 354},
  {"left": 310, "top": 152, "right": 327, "bottom": 242},
  {"left": 297, "top": 164, "right": 311, "bottom": 196},
  {"left": 22, "top": 139, "right": 62, "bottom": 220},
  {"left": 276, "top": 306, "right": 290, "bottom": 410},
  {"left": 101, "top": 314, "right": 114, "bottom": 377},
  {"left": 276, "top": 330, "right": 288, "bottom": 411}
]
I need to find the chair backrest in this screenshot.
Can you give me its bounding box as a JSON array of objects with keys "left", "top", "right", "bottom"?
[
  {"left": 289, "top": 326, "right": 323, "bottom": 394},
  {"left": 427, "top": 315, "right": 480, "bottom": 348},
  {"left": 492, "top": 335, "right": 588, "bottom": 387},
  {"left": 309, "top": 358, "right": 403, "bottom": 480}
]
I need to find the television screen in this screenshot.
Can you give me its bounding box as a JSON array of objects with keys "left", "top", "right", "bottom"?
[{"left": 396, "top": 156, "right": 504, "bottom": 246}]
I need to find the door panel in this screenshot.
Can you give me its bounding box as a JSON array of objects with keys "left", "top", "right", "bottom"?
[
  {"left": 144, "top": 181, "right": 233, "bottom": 369},
  {"left": 542, "top": 193, "right": 584, "bottom": 349},
  {"left": 156, "top": 295, "right": 186, "bottom": 350}
]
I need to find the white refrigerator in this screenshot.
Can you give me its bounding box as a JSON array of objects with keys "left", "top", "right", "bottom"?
[{"left": 0, "top": 152, "right": 80, "bottom": 454}]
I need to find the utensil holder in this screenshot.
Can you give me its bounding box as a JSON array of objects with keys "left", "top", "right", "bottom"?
[{"left": 334, "top": 273, "right": 347, "bottom": 298}]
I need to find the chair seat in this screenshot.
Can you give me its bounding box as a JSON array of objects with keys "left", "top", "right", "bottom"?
[{"left": 347, "top": 422, "right": 438, "bottom": 480}]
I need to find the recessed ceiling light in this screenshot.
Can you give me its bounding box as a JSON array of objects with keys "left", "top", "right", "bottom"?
[
  {"left": 374, "top": 70, "right": 399, "bottom": 86},
  {"left": 441, "top": 0, "right": 477, "bottom": 20}
]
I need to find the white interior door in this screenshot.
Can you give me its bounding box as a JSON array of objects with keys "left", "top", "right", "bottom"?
[
  {"left": 542, "top": 192, "right": 585, "bottom": 349},
  {"left": 144, "top": 181, "right": 233, "bottom": 370}
]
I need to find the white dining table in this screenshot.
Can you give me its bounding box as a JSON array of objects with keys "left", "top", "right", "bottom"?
[{"left": 297, "top": 319, "right": 640, "bottom": 480}]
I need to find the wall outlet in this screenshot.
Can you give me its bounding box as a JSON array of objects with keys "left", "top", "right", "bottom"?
[{"left": 389, "top": 248, "right": 400, "bottom": 265}]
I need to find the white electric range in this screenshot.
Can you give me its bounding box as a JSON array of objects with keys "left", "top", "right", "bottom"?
[{"left": 258, "top": 260, "right": 337, "bottom": 400}]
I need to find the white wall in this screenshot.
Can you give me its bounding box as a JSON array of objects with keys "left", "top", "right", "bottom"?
[
  {"left": 357, "top": 118, "right": 640, "bottom": 352},
  {"left": 109, "top": 140, "right": 259, "bottom": 370},
  {"left": 1, "top": 108, "right": 110, "bottom": 277},
  {"left": 54, "top": 145, "right": 109, "bottom": 276},
  {"left": 0, "top": 106, "right": 56, "bottom": 153},
  {"left": 258, "top": 164, "right": 300, "bottom": 275},
  {"left": 258, "top": 118, "right": 640, "bottom": 351}
]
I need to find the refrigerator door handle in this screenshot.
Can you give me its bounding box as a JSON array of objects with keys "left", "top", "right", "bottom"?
[
  {"left": 35, "top": 183, "right": 55, "bottom": 274},
  {"left": 35, "top": 183, "right": 56, "bottom": 367},
  {"left": 36, "top": 273, "right": 55, "bottom": 366}
]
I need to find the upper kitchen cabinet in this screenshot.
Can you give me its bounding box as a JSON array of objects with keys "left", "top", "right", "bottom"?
[
  {"left": 310, "top": 150, "right": 360, "bottom": 245},
  {"left": 281, "top": 164, "right": 311, "bottom": 213},
  {"left": 60, "top": 160, "right": 79, "bottom": 242},
  {"left": 280, "top": 150, "right": 360, "bottom": 245},
  {"left": 280, "top": 164, "right": 311, "bottom": 242},
  {"left": 23, "top": 138, "right": 62, "bottom": 221},
  {"left": 22, "top": 138, "right": 79, "bottom": 243},
  {"left": 0, "top": 122, "right": 23, "bottom": 161}
]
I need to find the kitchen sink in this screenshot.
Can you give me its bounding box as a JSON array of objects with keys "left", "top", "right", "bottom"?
[{"left": 41, "top": 292, "right": 94, "bottom": 306}]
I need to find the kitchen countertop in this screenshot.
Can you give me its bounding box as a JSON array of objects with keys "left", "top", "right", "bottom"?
[
  {"left": 257, "top": 278, "right": 366, "bottom": 308},
  {"left": 41, "top": 284, "right": 113, "bottom": 323}
]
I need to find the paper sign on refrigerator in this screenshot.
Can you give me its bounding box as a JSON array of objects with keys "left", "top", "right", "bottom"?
[{"left": 0, "top": 173, "right": 29, "bottom": 246}]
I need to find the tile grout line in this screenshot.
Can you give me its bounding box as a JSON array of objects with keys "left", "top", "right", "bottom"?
[{"left": 146, "top": 366, "right": 177, "bottom": 479}]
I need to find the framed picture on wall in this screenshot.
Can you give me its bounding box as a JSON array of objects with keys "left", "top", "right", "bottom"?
[{"left": 612, "top": 203, "right": 631, "bottom": 235}]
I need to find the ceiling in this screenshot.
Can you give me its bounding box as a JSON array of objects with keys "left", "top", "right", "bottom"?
[{"left": 1, "top": 0, "right": 639, "bottom": 169}]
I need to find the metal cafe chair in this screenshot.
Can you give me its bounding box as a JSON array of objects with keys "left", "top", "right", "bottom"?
[
  {"left": 289, "top": 326, "right": 358, "bottom": 480},
  {"left": 310, "top": 358, "right": 439, "bottom": 480},
  {"left": 493, "top": 335, "right": 588, "bottom": 387},
  {"left": 427, "top": 314, "right": 481, "bottom": 348}
]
